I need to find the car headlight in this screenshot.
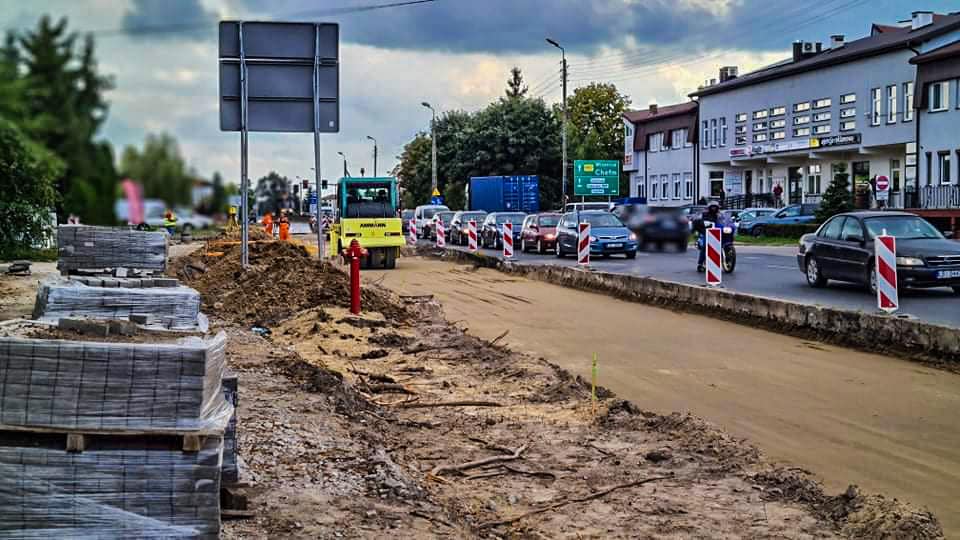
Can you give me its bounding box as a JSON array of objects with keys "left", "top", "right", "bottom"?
[
  {"left": 590, "top": 236, "right": 598, "bottom": 242},
  {"left": 722, "top": 226, "right": 733, "bottom": 234},
  {"left": 896, "top": 256, "right": 924, "bottom": 267},
  {"left": 628, "top": 232, "right": 637, "bottom": 241},
  {"left": 544, "top": 233, "right": 555, "bottom": 240}
]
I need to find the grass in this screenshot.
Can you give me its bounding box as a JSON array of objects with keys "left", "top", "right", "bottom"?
[
  {"left": 0, "top": 246, "right": 58, "bottom": 262},
  {"left": 734, "top": 235, "right": 801, "bottom": 247}
]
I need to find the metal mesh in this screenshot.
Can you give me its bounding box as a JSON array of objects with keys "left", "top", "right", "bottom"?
[{"left": 57, "top": 226, "right": 168, "bottom": 272}]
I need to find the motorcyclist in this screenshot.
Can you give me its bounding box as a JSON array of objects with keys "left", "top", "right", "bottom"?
[{"left": 694, "top": 202, "right": 723, "bottom": 272}]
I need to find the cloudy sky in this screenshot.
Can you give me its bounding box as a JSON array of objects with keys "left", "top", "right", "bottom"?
[{"left": 2, "top": 0, "right": 955, "bottom": 188}]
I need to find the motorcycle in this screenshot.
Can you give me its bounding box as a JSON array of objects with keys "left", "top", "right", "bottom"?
[{"left": 695, "top": 219, "right": 737, "bottom": 274}]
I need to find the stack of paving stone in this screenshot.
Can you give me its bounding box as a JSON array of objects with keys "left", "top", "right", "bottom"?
[
  {"left": 0, "top": 332, "right": 232, "bottom": 537},
  {"left": 221, "top": 370, "right": 240, "bottom": 485},
  {"left": 57, "top": 225, "right": 168, "bottom": 273},
  {"left": 32, "top": 278, "right": 205, "bottom": 331}
]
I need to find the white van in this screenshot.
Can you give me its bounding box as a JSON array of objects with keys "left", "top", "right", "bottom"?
[
  {"left": 563, "top": 202, "right": 611, "bottom": 213},
  {"left": 413, "top": 204, "right": 450, "bottom": 238}
]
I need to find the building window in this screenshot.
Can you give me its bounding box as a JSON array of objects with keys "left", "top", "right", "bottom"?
[
  {"left": 939, "top": 152, "right": 951, "bottom": 184},
  {"left": 769, "top": 119, "right": 786, "bottom": 129},
  {"left": 702, "top": 121, "right": 709, "bottom": 149},
  {"left": 930, "top": 81, "right": 950, "bottom": 112},
  {"left": 770, "top": 106, "right": 786, "bottom": 116},
  {"left": 735, "top": 125, "right": 746, "bottom": 135},
  {"left": 813, "top": 112, "right": 831, "bottom": 122},
  {"left": 720, "top": 117, "right": 727, "bottom": 146},
  {"left": 925, "top": 152, "right": 932, "bottom": 186},
  {"left": 735, "top": 136, "right": 747, "bottom": 145},
  {"left": 753, "top": 109, "right": 768, "bottom": 120},
  {"left": 840, "top": 120, "right": 856, "bottom": 131},
  {"left": 793, "top": 127, "right": 811, "bottom": 137},
  {"left": 871, "top": 87, "right": 881, "bottom": 125},
  {"left": 662, "top": 175, "right": 670, "bottom": 198},
  {"left": 648, "top": 132, "right": 663, "bottom": 152},
  {"left": 711, "top": 119, "right": 718, "bottom": 148},
  {"left": 813, "top": 124, "right": 830, "bottom": 135},
  {"left": 753, "top": 133, "right": 768, "bottom": 142},
  {"left": 671, "top": 129, "right": 686, "bottom": 150},
  {"left": 840, "top": 93, "right": 856, "bottom": 104},
  {"left": 904, "top": 82, "right": 914, "bottom": 121},
  {"left": 807, "top": 164, "right": 822, "bottom": 194},
  {"left": 840, "top": 107, "right": 856, "bottom": 118},
  {"left": 754, "top": 121, "right": 768, "bottom": 131},
  {"left": 736, "top": 112, "right": 747, "bottom": 123},
  {"left": 794, "top": 102, "right": 810, "bottom": 113},
  {"left": 890, "top": 159, "right": 901, "bottom": 191},
  {"left": 771, "top": 130, "right": 785, "bottom": 140},
  {"left": 673, "top": 173, "right": 681, "bottom": 199},
  {"left": 636, "top": 176, "right": 645, "bottom": 199},
  {"left": 684, "top": 172, "right": 693, "bottom": 199},
  {"left": 813, "top": 98, "right": 831, "bottom": 109},
  {"left": 625, "top": 124, "right": 633, "bottom": 137},
  {"left": 886, "top": 84, "right": 898, "bottom": 123},
  {"left": 793, "top": 115, "right": 810, "bottom": 125},
  {"left": 756, "top": 170, "right": 766, "bottom": 193},
  {"left": 651, "top": 179, "right": 658, "bottom": 200}
]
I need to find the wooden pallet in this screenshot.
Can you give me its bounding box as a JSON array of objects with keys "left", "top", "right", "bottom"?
[{"left": 0, "top": 423, "right": 222, "bottom": 453}]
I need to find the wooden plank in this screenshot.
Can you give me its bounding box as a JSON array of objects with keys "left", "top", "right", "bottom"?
[
  {"left": 182, "top": 434, "right": 203, "bottom": 452},
  {"left": 0, "top": 423, "right": 223, "bottom": 437},
  {"left": 66, "top": 433, "right": 85, "bottom": 453}
]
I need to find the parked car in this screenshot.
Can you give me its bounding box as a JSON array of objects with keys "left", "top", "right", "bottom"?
[
  {"left": 401, "top": 209, "right": 414, "bottom": 234},
  {"left": 449, "top": 210, "right": 488, "bottom": 245},
  {"left": 427, "top": 211, "right": 456, "bottom": 240},
  {"left": 555, "top": 210, "right": 638, "bottom": 259},
  {"left": 747, "top": 203, "right": 819, "bottom": 237},
  {"left": 563, "top": 202, "right": 611, "bottom": 213},
  {"left": 480, "top": 212, "right": 526, "bottom": 249},
  {"left": 612, "top": 204, "right": 689, "bottom": 252},
  {"left": 733, "top": 208, "right": 776, "bottom": 232},
  {"left": 798, "top": 211, "right": 960, "bottom": 295},
  {"left": 520, "top": 213, "right": 561, "bottom": 253},
  {"left": 413, "top": 204, "right": 449, "bottom": 238},
  {"left": 174, "top": 207, "right": 214, "bottom": 231}
]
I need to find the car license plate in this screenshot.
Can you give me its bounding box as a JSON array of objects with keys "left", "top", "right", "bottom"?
[
  {"left": 937, "top": 270, "right": 960, "bottom": 279},
  {"left": 663, "top": 222, "right": 676, "bottom": 229},
  {"left": 607, "top": 243, "right": 623, "bottom": 249}
]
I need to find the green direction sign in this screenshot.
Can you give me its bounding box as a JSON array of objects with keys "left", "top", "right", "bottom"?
[{"left": 574, "top": 160, "right": 620, "bottom": 196}]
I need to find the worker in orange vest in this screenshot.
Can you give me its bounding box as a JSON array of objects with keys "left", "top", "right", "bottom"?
[
  {"left": 262, "top": 211, "right": 273, "bottom": 237},
  {"left": 278, "top": 211, "right": 290, "bottom": 241}
]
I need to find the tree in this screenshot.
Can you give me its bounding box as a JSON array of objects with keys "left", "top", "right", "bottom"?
[
  {"left": 210, "top": 172, "right": 227, "bottom": 215},
  {"left": 815, "top": 163, "right": 853, "bottom": 222},
  {"left": 505, "top": 66, "right": 528, "bottom": 99},
  {"left": 253, "top": 171, "right": 292, "bottom": 216},
  {"left": 120, "top": 133, "right": 193, "bottom": 207},
  {"left": 394, "top": 134, "right": 433, "bottom": 209},
  {"left": 0, "top": 117, "right": 63, "bottom": 257},
  {"left": 565, "top": 83, "right": 632, "bottom": 196}
]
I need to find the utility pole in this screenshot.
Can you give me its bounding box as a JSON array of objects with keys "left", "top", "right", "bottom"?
[
  {"left": 422, "top": 102, "right": 438, "bottom": 194},
  {"left": 547, "top": 38, "right": 568, "bottom": 207},
  {"left": 337, "top": 151, "right": 349, "bottom": 177},
  {"left": 366, "top": 135, "right": 378, "bottom": 177}
]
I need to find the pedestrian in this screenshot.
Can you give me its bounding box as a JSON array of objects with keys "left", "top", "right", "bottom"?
[
  {"left": 772, "top": 183, "right": 783, "bottom": 207},
  {"left": 278, "top": 211, "right": 290, "bottom": 241},
  {"left": 163, "top": 210, "right": 178, "bottom": 237},
  {"left": 262, "top": 211, "right": 273, "bottom": 237}
]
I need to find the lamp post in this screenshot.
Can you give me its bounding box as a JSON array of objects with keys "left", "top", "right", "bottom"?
[
  {"left": 366, "top": 135, "right": 378, "bottom": 177},
  {"left": 546, "top": 38, "right": 568, "bottom": 207},
  {"left": 337, "top": 151, "right": 349, "bottom": 177},
  {"left": 421, "top": 101, "right": 437, "bottom": 194}
]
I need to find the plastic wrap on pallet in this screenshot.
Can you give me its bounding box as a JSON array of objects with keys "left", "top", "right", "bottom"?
[
  {"left": 57, "top": 225, "right": 168, "bottom": 272},
  {"left": 221, "top": 371, "right": 239, "bottom": 485},
  {"left": 0, "top": 332, "right": 231, "bottom": 432},
  {"left": 33, "top": 279, "right": 205, "bottom": 331},
  {"left": 0, "top": 432, "right": 222, "bottom": 539}
]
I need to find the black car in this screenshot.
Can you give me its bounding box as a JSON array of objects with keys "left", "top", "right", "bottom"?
[
  {"left": 401, "top": 209, "right": 414, "bottom": 234},
  {"left": 480, "top": 212, "right": 526, "bottom": 249},
  {"left": 449, "top": 211, "right": 488, "bottom": 245},
  {"left": 798, "top": 211, "right": 960, "bottom": 294},
  {"left": 612, "top": 204, "right": 689, "bottom": 251},
  {"left": 427, "top": 211, "right": 456, "bottom": 240}
]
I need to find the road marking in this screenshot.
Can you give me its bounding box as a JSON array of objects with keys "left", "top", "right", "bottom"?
[{"left": 766, "top": 264, "right": 797, "bottom": 270}]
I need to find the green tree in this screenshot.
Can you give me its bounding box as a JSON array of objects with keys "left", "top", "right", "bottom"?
[
  {"left": 14, "top": 17, "right": 117, "bottom": 224},
  {"left": 815, "top": 163, "right": 853, "bottom": 222},
  {"left": 210, "top": 172, "right": 227, "bottom": 215},
  {"left": 253, "top": 171, "right": 291, "bottom": 216},
  {"left": 0, "top": 33, "right": 26, "bottom": 121},
  {"left": 394, "top": 134, "right": 433, "bottom": 209},
  {"left": 0, "top": 117, "right": 64, "bottom": 257},
  {"left": 565, "top": 83, "right": 631, "bottom": 196},
  {"left": 120, "top": 133, "right": 193, "bottom": 207},
  {"left": 505, "top": 66, "right": 527, "bottom": 99}
]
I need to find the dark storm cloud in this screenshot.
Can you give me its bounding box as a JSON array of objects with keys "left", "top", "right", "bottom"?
[{"left": 121, "top": 0, "right": 217, "bottom": 40}]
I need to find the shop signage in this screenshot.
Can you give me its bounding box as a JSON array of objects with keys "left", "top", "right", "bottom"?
[
  {"left": 729, "top": 147, "right": 751, "bottom": 158},
  {"left": 810, "top": 133, "right": 861, "bottom": 148}
]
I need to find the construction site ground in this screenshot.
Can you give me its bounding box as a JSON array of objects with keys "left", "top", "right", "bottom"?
[{"left": 0, "top": 242, "right": 946, "bottom": 538}]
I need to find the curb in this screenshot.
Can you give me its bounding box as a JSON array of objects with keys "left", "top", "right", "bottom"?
[{"left": 414, "top": 246, "right": 960, "bottom": 367}]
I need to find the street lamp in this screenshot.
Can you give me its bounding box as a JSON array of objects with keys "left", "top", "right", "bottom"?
[
  {"left": 546, "top": 37, "right": 568, "bottom": 207},
  {"left": 366, "top": 135, "right": 378, "bottom": 177},
  {"left": 421, "top": 101, "right": 438, "bottom": 195}
]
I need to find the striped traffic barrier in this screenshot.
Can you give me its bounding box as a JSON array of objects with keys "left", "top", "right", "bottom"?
[
  {"left": 502, "top": 222, "right": 514, "bottom": 258},
  {"left": 705, "top": 227, "right": 722, "bottom": 286},
  {"left": 578, "top": 222, "right": 590, "bottom": 266},
  {"left": 436, "top": 218, "right": 446, "bottom": 248},
  {"left": 408, "top": 219, "right": 417, "bottom": 246},
  {"left": 468, "top": 220, "right": 478, "bottom": 252},
  {"left": 875, "top": 231, "right": 898, "bottom": 313}
]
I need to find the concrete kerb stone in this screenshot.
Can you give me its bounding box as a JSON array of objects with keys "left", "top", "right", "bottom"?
[{"left": 418, "top": 246, "right": 960, "bottom": 365}]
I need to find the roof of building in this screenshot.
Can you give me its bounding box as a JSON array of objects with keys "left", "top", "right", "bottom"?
[
  {"left": 690, "top": 12, "right": 960, "bottom": 98},
  {"left": 910, "top": 39, "right": 960, "bottom": 63},
  {"left": 623, "top": 101, "right": 697, "bottom": 124}
]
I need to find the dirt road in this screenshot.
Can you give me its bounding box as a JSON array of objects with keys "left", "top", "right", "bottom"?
[{"left": 367, "top": 256, "right": 960, "bottom": 534}]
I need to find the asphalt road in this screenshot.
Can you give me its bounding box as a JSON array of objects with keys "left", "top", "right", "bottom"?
[{"left": 425, "top": 238, "right": 960, "bottom": 328}]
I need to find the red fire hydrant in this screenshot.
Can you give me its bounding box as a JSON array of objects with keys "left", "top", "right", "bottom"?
[{"left": 343, "top": 239, "right": 366, "bottom": 315}]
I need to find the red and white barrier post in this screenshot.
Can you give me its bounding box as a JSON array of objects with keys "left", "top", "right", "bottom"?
[
  {"left": 875, "top": 231, "right": 898, "bottom": 313},
  {"left": 436, "top": 217, "right": 446, "bottom": 248},
  {"left": 468, "top": 220, "right": 478, "bottom": 252},
  {"left": 578, "top": 222, "right": 591, "bottom": 266},
  {"left": 705, "top": 227, "right": 722, "bottom": 286},
  {"left": 502, "top": 222, "right": 514, "bottom": 258},
  {"left": 408, "top": 219, "right": 417, "bottom": 246}
]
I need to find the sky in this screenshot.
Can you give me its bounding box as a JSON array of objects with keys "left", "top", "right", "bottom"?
[{"left": 2, "top": 0, "right": 957, "bottom": 189}]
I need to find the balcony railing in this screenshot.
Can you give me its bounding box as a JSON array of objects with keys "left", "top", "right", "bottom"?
[
  {"left": 919, "top": 185, "right": 960, "bottom": 209},
  {"left": 720, "top": 193, "right": 777, "bottom": 210}
]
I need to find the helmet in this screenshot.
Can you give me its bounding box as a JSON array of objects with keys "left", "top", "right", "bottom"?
[
  {"left": 164, "top": 211, "right": 172, "bottom": 219},
  {"left": 707, "top": 202, "right": 720, "bottom": 211}
]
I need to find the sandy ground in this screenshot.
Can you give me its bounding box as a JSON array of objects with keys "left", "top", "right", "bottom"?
[
  {"left": 0, "top": 261, "right": 57, "bottom": 320},
  {"left": 364, "top": 255, "right": 960, "bottom": 535}
]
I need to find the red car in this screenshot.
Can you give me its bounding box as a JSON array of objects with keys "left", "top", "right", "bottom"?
[{"left": 520, "top": 213, "right": 561, "bottom": 253}]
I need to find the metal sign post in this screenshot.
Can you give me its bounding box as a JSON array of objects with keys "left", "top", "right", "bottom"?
[
  {"left": 238, "top": 23, "right": 250, "bottom": 268},
  {"left": 313, "top": 26, "right": 326, "bottom": 260}
]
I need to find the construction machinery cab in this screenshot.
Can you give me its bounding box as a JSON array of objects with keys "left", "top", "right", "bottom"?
[{"left": 329, "top": 177, "right": 404, "bottom": 269}]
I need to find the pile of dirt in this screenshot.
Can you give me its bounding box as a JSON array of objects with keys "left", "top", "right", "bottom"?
[{"left": 170, "top": 241, "right": 405, "bottom": 325}]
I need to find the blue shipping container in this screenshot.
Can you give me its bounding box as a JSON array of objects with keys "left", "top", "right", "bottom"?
[{"left": 468, "top": 176, "right": 539, "bottom": 213}]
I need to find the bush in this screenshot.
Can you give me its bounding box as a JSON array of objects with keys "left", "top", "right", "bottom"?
[{"left": 754, "top": 223, "right": 820, "bottom": 238}]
